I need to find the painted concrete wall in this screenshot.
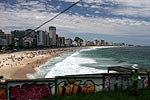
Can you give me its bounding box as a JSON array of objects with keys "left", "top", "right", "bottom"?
[
  {"left": 6, "top": 79, "right": 55, "bottom": 100},
  {"left": 56, "top": 76, "right": 103, "bottom": 95},
  {"left": 0, "top": 83, "right": 6, "bottom": 100},
  {"left": 0, "top": 73, "right": 149, "bottom": 100},
  {"left": 104, "top": 74, "right": 148, "bottom": 91}
]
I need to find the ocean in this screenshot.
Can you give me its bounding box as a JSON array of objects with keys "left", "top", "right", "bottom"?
[{"left": 27, "top": 46, "right": 150, "bottom": 79}]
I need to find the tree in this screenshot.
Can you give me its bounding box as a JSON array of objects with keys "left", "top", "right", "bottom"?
[{"left": 0, "top": 29, "right": 4, "bottom": 35}]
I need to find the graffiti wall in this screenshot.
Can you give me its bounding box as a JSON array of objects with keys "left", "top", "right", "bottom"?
[
  {"left": 0, "top": 83, "right": 6, "bottom": 100},
  {"left": 6, "top": 79, "right": 55, "bottom": 100},
  {"left": 56, "top": 76, "right": 103, "bottom": 96},
  {"left": 104, "top": 74, "right": 132, "bottom": 90},
  {"left": 104, "top": 74, "right": 148, "bottom": 91},
  {"left": 138, "top": 74, "right": 148, "bottom": 88},
  {"left": 0, "top": 73, "right": 149, "bottom": 99},
  {"left": 121, "top": 75, "right": 132, "bottom": 89}
]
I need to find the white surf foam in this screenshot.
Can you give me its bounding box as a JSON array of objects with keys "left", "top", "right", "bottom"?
[
  {"left": 79, "top": 48, "right": 97, "bottom": 52},
  {"left": 45, "top": 50, "right": 107, "bottom": 78},
  {"left": 26, "top": 73, "right": 36, "bottom": 79}
]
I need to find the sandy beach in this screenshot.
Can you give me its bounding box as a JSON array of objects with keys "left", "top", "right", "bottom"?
[
  {"left": 0, "top": 46, "right": 118, "bottom": 80},
  {"left": 0, "top": 47, "right": 81, "bottom": 79}
]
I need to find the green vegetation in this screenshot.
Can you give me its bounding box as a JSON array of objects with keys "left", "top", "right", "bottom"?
[
  {"left": 0, "top": 29, "right": 4, "bottom": 35},
  {"left": 40, "top": 88, "right": 150, "bottom": 100}
]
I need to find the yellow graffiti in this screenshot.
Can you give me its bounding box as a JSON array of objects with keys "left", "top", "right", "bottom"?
[
  {"left": 72, "top": 85, "right": 79, "bottom": 94},
  {"left": 58, "top": 86, "right": 63, "bottom": 96},
  {"left": 58, "top": 80, "right": 95, "bottom": 95},
  {"left": 65, "top": 86, "right": 71, "bottom": 95}
]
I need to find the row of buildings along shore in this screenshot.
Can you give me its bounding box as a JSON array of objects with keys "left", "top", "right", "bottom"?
[{"left": 0, "top": 26, "right": 130, "bottom": 50}]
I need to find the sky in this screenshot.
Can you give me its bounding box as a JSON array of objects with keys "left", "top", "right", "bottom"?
[{"left": 0, "top": 0, "right": 150, "bottom": 46}]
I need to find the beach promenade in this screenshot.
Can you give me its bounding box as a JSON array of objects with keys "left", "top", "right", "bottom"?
[{"left": 0, "top": 47, "right": 81, "bottom": 79}]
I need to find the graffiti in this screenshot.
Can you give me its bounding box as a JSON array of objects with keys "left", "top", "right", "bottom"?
[
  {"left": 122, "top": 75, "right": 131, "bottom": 89},
  {"left": 58, "top": 79, "right": 96, "bottom": 95},
  {"left": 141, "top": 76, "right": 148, "bottom": 88},
  {"left": 0, "top": 86, "right": 6, "bottom": 100},
  {"left": 1, "top": 73, "right": 149, "bottom": 99},
  {"left": 143, "top": 78, "right": 148, "bottom": 87},
  {"left": 0, "top": 84, "right": 6, "bottom": 100},
  {"left": 104, "top": 76, "right": 125, "bottom": 90},
  {"left": 9, "top": 83, "right": 51, "bottom": 100},
  {"left": 104, "top": 76, "right": 110, "bottom": 91}
]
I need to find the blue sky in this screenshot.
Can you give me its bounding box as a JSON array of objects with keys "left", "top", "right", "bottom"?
[{"left": 0, "top": 0, "right": 150, "bottom": 46}]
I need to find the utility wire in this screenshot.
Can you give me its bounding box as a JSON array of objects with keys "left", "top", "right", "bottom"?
[
  {"left": 2, "top": 0, "right": 81, "bottom": 50},
  {"left": 34, "top": 0, "right": 81, "bottom": 31}
]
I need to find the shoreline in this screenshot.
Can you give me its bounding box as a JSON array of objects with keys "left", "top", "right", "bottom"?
[
  {"left": 11, "top": 55, "right": 56, "bottom": 79},
  {"left": 0, "top": 46, "right": 119, "bottom": 80},
  {"left": 0, "top": 47, "right": 83, "bottom": 79}
]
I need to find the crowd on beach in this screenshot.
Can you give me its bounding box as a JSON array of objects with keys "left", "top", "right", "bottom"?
[
  {"left": 0, "top": 48, "right": 77, "bottom": 69},
  {"left": 0, "top": 47, "right": 85, "bottom": 80}
]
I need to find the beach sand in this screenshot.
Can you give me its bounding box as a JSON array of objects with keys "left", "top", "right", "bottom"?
[
  {"left": 0, "top": 47, "right": 80, "bottom": 79},
  {"left": 11, "top": 55, "right": 56, "bottom": 79},
  {"left": 0, "top": 46, "right": 117, "bottom": 80}
]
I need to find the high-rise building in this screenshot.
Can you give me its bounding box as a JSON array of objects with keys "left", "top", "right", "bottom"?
[
  {"left": 11, "top": 29, "right": 37, "bottom": 48},
  {"left": 45, "top": 31, "right": 50, "bottom": 47},
  {"left": 11, "top": 30, "right": 26, "bottom": 47},
  {"left": 23, "top": 29, "right": 37, "bottom": 47},
  {"left": 49, "top": 26, "right": 56, "bottom": 47},
  {"left": 0, "top": 33, "right": 12, "bottom": 48},
  {"left": 37, "top": 30, "right": 46, "bottom": 46},
  {"left": 101, "top": 40, "right": 105, "bottom": 46},
  {"left": 58, "top": 37, "right": 65, "bottom": 47},
  {"left": 56, "top": 34, "right": 59, "bottom": 47},
  {"left": 65, "top": 38, "right": 73, "bottom": 47}
]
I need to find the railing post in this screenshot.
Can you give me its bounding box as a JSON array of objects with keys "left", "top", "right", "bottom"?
[{"left": 102, "top": 74, "right": 105, "bottom": 90}]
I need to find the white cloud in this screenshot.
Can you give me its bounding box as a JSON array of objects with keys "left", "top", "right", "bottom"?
[
  {"left": 58, "top": 0, "right": 150, "bottom": 17},
  {"left": 91, "top": 5, "right": 99, "bottom": 9},
  {"left": 95, "top": 11, "right": 100, "bottom": 13},
  {"left": 58, "top": 0, "right": 103, "bottom": 4},
  {"left": 43, "top": 14, "right": 150, "bottom": 36},
  {"left": 59, "top": 0, "right": 80, "bottom": 3},
  {"left": 83, "top": 4, "right": 89, "bottom": 7},
  {"left": 0, "top": 0, "right": 150, "bottom": 39},
  {"left": 75, "top": 0, "right": 150, "bottom": 18},
  {"left": 110, "top": 0, "right": 150, "bottom": 17},
  {"left": 76, "top": 3, "right": 82, "bottom": 7},
  {"left": 83, "top": 0, "right": 103, "bottom": 3},
  {"left": 1, "top": 5, "right": 150, "bottom": 37}
]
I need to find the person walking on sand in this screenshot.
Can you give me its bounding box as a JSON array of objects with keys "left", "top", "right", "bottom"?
[{"left": 131, "top": 64, "right": 139, "bottom": 96}]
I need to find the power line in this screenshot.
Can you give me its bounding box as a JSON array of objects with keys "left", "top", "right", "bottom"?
[
  {"left": 2, "top": 0, "right": 81, "bottom": 50},
  {"left": 34, "top": 0, "right": 81, "bottom": 31}
]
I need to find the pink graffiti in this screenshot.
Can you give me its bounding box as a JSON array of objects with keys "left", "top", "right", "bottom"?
[
  {"left": 10, "top": 83, "right": 51, "bottom": 100},
  {"left": 104, "top": 77, "right": 110, "bottom": 91},
  {"left": 39, "top": 84, "right": 51, "bottom": 98},
  {"left": 143, "top": 78, "right": 148, "bottom": 87},
  {"left": 10, "top": 86, "right": 20, "bottom": 100},
  {"left": 20, "top": 89, "right": 28, "bottom": 100}
]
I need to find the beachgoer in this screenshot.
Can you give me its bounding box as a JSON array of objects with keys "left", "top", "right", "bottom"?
[{"left": 131, "top": 64, "right": 139, "bottom": 96}]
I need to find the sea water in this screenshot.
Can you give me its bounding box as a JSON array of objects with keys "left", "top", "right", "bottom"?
[{"left": 27, "top": 46, "right": 150, "bottom": 79}]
